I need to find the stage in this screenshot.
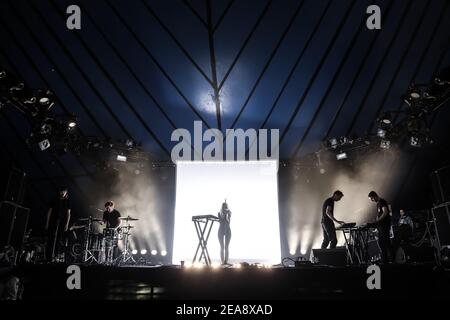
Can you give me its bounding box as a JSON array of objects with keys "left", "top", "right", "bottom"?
[{"left": 4, "top": 263, "right": 450, "bottom": 300}]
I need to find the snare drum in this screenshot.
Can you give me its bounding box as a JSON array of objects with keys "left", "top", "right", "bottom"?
[{"left": 103, "top": 228, "right": 119, "bottom": 246}]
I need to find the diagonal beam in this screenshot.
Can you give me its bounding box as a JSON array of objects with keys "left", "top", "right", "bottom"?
[
  {"left": 345, "top": 0, "right": 414, "bottom": 136},
  {"left": 230, "top": 0, "right": 305, "bottom": 130},
  {"left": 106, "top": 1, "right": 213, "bottom": 129},
  {"left": 182, "top": 0, "right": 208, "bottom": 29},
  {"left": 206, "top": 0, "right": 222, "bottom": 130},
  {"left": 214, "top": 0, "right": 235, "bottom": 33},
  {"left": 46, "top": 0, "right": 169, "bottom": 157},
  {"left": 23, "top": 1, "right": 134, "bottom": 142},
  {"left": 391, "top": 2, "right": 450, "bottom": 125},
  {"left": 260, "top": 0, "right": 333, "bottom": 131},
  {"left": 80, "top": 4, "right": 203, "bottom": 160},
  {"left": 323, "top": 0, "right": 395, "bottom": 140},
  {"left": 140, "top": 0, "right": 214, "bottom": 86},
  {"left": 368, "top": 0, "right": 436, "bottom": 134},
  {"left": 291, "top": 2, "right": 366, "bottom": 158},
  {"left": 218, "top": 0, "right": 272, "bottom": 91},
  {"left": 280, "top": 1, "right": 356, "bottom": 147}
]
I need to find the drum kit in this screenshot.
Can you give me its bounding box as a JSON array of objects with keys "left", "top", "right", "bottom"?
[{"left": 68, "top": 215, "right": 139, "bottom": 266}]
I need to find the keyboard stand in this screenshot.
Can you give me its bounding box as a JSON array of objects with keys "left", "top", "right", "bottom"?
[{"left": 192, "top": 216, "right": 217, "bottom": 266}]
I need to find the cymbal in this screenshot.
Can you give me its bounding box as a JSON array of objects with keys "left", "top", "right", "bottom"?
[
  {"left": 119, "top": 216, "right": 139, "bottom": 221},
  {"left": 77, "top": 217, "right": 102, "bottom": 222}
]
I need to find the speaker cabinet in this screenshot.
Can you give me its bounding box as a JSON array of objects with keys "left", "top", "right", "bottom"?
[
  {"left": 312, "top": 247, "right": 347, "bottom": 266},
  {"left": 432, "top": 202, "right": 450, "bottom": 248}
]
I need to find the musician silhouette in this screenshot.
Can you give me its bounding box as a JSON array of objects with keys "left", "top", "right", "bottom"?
[{"left": 218, "top": 200, "right": 232, "bottom": 265}]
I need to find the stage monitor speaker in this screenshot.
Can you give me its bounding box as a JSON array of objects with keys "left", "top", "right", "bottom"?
[
  {"left": 0, "top": 201, "right": 30, "bottom": 252},
  {"left": 431, "top": 166, "right": 450, "bottom": 206},
  {"left": 431, "top": 202, "right": 450, "bottom": 247},
  {"left": 312, "top": 247, "right": 347, "bottom": 266}
]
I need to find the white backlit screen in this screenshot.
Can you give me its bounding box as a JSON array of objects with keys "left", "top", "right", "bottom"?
[{"left": 172, "top": 161, "right": 281, "bottom": 264}]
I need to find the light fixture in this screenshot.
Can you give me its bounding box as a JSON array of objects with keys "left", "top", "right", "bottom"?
[
  {"left": 289, "top": 250, "right": 296, "bottom": 255},
  {"left": 151, "top": 249, "right": 158, "bottom": 256},
  {"left": 410, "top": 91, "right": 421, "bottom": 99},
  {"left": 117, "top": 155, "right": 127, "bottom": 162},
  {"left": 319, "top": 168, "right": 326, "bottom": 175},
  {"left": 68, "top": 121, "right": 76, "bottom": 128},
  {"left": 38, "top": 139, "right": 51, "bottom": 151},
  {"left": 380, "top": 140, "right": 391, "bottom": 149},
  {"left": 39, "top": 97, "right": 50, "bottom": 105},
  {"left": 336, "top": 152, "right": 347, "bottom": 160},
  {"left": 132, "top": 249, "right": 138, "bottom": 255},
  {"left": 329, "top": 138, "right": 337, "bottom": 148},
  {"left": 410, "top": 136, "right": 422, "bottom": 147},
  {"left": 161, "top": 250, "right": 167, "bottom": 257},
  {"left": 140, "top": 249, "right": 147, "bottom": 255},
  {"left": 377, "top": 128, "right": 386, "bottom": 138}
]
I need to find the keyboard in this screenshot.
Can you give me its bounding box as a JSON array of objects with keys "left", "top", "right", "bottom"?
[{"left": 192, "top": 215, "right": 219, "bottom": 222}]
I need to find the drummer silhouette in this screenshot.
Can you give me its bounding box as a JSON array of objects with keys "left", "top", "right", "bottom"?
[{"left": 103, "top": 201, "right": 121, "bottom": 229}]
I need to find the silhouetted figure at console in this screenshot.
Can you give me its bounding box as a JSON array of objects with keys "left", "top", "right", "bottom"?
[
  {"left": 321, "top": 191, "right": 345, "bottom": 249},
  {"left": 368, "top": 191, "right": 392, "bottom": 264}
]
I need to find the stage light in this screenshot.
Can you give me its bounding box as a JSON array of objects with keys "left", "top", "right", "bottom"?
[
  {"left": 39, "top": 97, "right": 49, "bottom": 105},
  {"left": 172, "top": 161, "right": 281, "bottom": 265},
  {"left": 380, "top": 140, "right": 391, "bottom": 149},
  {"left": 161, "top": 250, "right": 167, "bottom": 256},
  {"left": 117, "top": 155, "right": 127, "bottom": 162},
  {"left": 132, "top": 249, "right": 138, "bottom": 255},
  {"left": 140, "top": 249, "right": 147, "bottom": 255},
  {"left": 38, "top": 139, "right": 51, "bottom": 151},
  {"left": 377, "top": 128, "right": 386, "bottom": 138},
  {"left": 151, "top": 249, "right": 158, "bottom": 256},
  {"left": 410, "top": 91, "right": 421, "bottom": 99},
  {"left": 68, "top": 121, "right": 76, "bottom": 128},
  {"left": 410, "top": 136, "right": 421, "bottom": 147},
  {"left": 211, "top": 262, "right": 221, "bottom": 269},
  {"left": 329, "top": 138, "right": 338, "bottom": 148},
  {"left": 289, "top": 250, "right": 296, "bottom": 255},
  {"left": 319, "top": 168, "right": 326, "bottom": 175},
  {"left": 336, "top": 152, "right": 347, "bottom": 160}
]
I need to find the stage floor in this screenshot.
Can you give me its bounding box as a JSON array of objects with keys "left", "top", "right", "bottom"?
[{"left": 3, "top": 262, "right": 448, "bottom": 300}]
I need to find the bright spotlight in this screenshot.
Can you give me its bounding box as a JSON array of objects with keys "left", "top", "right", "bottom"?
[
  {"left": 172, "top": 161, "right": 281, "bottom": 265},
  {"left": 380, "top": 140, "right": 391, "bottom": 149},
  {"left": 68, "top": 121, "right": 77, "bottom": 128},
  {"left": 117, "top": 155, "right": 127, "bottom": 162},
  {"left": 140, "top": 249, "right": 147, "bottom": 255},
  {"left": 151, "top": 249, "right": 158, "bottom": 256},
  {"left": 377, "top": 128, "right": 386, "bottom": 138},
  {"left": 132, "top": 249, "right": 138, "bottom": 255},
  {"left": 39, "top": 97, "right": 50, "bottom": 105},
  {"left": 410, "top": 91, "right": 421, "bottom": 99},
  {"left": 211, "top": 262, "right": 221, "bottom": 269},
  {"left": 161, "top": 250, "right": 167, "bottom": 257},
  {"left": 289, "top": 250, "right": 296, "bottom": 255},
  {"left": 336, "top": 152, "right": 347, "bottom": 160},
  {"left": 38, "top": 139, "right": 51, "bottom": 151}
]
